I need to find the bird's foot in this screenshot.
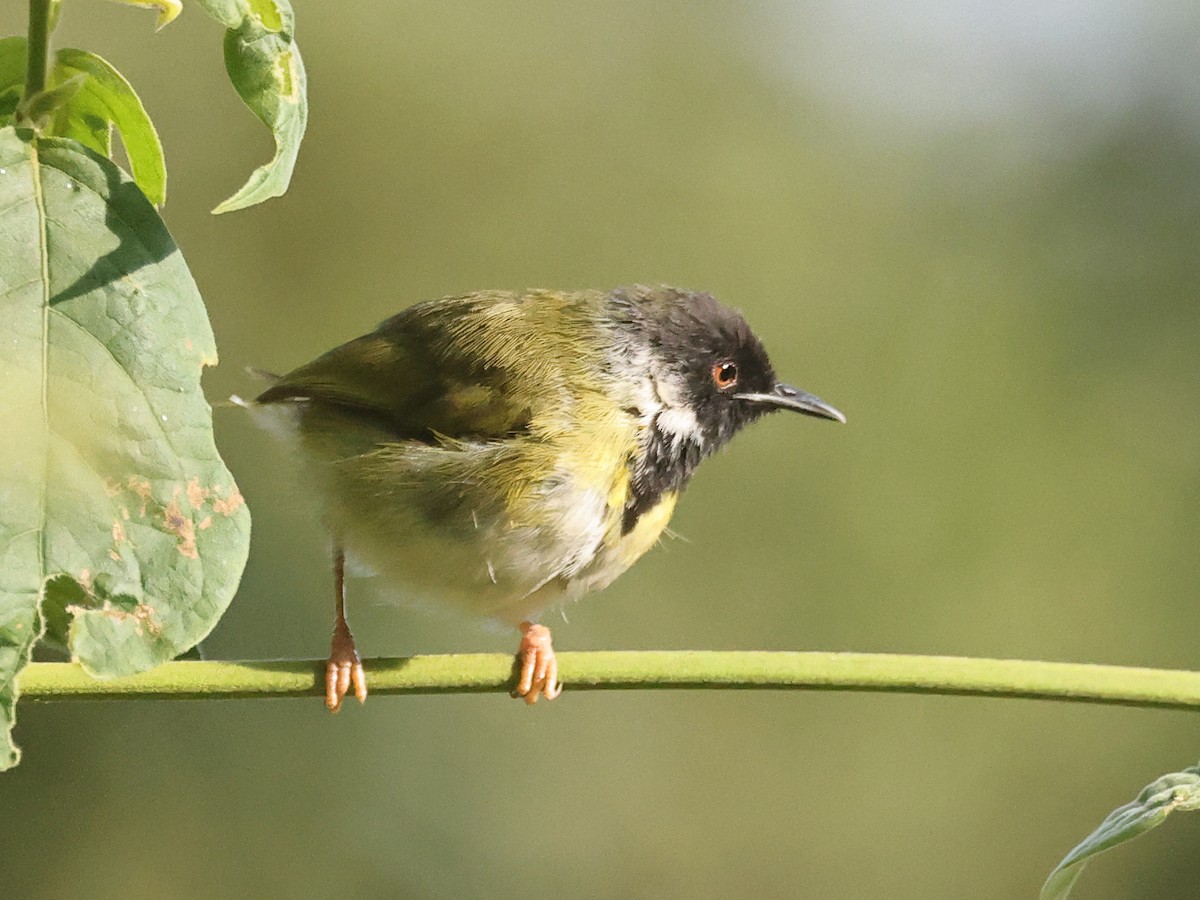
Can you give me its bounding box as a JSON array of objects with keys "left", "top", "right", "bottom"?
[
  {"left": 513, "top": 621, "right": 562, "bottom": 704},
  {"left": 326, "top": 620, "right": 367, "bottom": 712}
]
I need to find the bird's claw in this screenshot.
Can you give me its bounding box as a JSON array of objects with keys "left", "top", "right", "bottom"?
[
  {"left": 513, "top": 621, "right": 562, "bottom": 704},
  {"left": 326, "top": 623, "right": 367, "bottom": 712}
]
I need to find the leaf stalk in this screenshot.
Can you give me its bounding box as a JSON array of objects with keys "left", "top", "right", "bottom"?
[{"left": 23, "top": 0, "right": 55, "bottom": 102}]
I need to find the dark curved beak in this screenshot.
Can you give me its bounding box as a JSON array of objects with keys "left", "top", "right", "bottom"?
[{"left": 733, "top": 383, "right": 846, "bottom": 423}]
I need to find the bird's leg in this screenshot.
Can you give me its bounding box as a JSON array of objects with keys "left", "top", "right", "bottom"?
[
  {"left": 513, "top": 621, "right": 562, "bottom": 704},
  {"left": 326, "top": 547, "right": 367, "bottom": 711}
]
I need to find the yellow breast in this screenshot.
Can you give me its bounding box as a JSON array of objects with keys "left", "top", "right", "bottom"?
[
  {"left": 563, "top": 477, "right": 677, "bottom": 597},
  {"left": 612, "top": 491, "right": 677, "bottom": 567}
]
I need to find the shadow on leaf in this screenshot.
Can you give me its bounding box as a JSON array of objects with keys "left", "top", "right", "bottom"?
[{"left": 49, "top": 149, "right": 174, "bottom": 305}]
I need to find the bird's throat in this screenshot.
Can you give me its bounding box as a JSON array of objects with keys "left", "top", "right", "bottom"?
[{"left": 622, "top": 414, "right": 706, "bottom": 534}]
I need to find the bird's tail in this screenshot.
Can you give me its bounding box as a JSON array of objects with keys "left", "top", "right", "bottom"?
[
  {"left": 216, "top": 366, "right": 282, "bottom": 410},
  {"left": 244, "top": 365, "right": 282, "bottom": 385}
]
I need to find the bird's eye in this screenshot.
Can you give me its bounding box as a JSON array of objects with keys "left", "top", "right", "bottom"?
[{"left": 711, "top": 361, "right": 738, "bottom": 390}]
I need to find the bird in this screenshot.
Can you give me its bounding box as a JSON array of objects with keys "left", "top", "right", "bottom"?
[{"left": 248, "top": 285, "right": 844, "bottom": 710}]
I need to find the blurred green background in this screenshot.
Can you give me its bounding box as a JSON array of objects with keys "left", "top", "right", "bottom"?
[{"left": 4, "top": 2, "right": 1200, "bottom": 897}]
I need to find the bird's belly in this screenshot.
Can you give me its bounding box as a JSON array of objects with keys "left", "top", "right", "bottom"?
[
  {"left": 276, "top": 405, "right": 671, "bottom": 625},
  {"left": 339, "top": 520, "right": 560, "bottom": 623},
  {"left": 331, "top": 476, "right": 677, "bottom": 627},
  {"left": 324, "top": 459, "right": 618, "bottom": 626}
]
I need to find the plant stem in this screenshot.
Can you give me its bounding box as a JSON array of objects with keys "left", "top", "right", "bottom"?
[
  {"left": 24, "top": 0, "right": 54, "bottom": 101},
  {"left": 18, "top": 651, "right": 1200, "bottom": 709}
]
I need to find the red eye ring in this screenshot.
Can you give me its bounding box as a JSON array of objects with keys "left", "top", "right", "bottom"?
[{"left": 712, "top": 361, "right": 738, "bottom": 390}]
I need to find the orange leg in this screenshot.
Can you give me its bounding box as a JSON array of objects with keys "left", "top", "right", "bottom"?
[
  {"left": 326, "top": 547, "right": 367, "bottom": 711},
  {"left": 513, "top": 621, "right": 562, "bottom": 704}
]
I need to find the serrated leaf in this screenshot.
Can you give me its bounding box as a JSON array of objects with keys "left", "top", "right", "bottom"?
[
  {"left": 50, "top": 49, "right": 167, "bottom": 205},
  {"left": 195, "top": 0, "right": 307, "bottom": 213},
  {"left": 1041, "top": 761, "right": 1200, "bottom": 899},
  {"left": 0, "top": 127, "right": 250, "bottom": 770}
]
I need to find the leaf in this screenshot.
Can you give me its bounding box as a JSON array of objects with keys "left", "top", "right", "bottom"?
[
  {"left": 1041, "top": 761, "right": 1200, "bottom": 899},
  {"left": 0, "top": 127, "right": 250, "bottom": 769},
  {"left": 51, "top": 49, "right": 167, "bottom": 206},
  {"left": 0, "top": 43, "right": 166, "bottom": 206},
  {"left": 102, "top": 0, "right": 183, "bottom": 31},
  {"left": 18, "top": 74, "right": 87, "bottom": 126},
  {"left": 196, "top": 0, "right": 307, "bottom": 213}
]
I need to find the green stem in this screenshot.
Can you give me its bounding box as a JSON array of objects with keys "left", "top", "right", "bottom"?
[
  {"left": 24, "top": 0, "right": 54, "bottom": 101},
  {"left": 18, "top": 652, "right": 1200, "bottom": 709}
]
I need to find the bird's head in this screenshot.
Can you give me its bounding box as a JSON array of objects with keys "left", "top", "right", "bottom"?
[{"left": 609, "top": 285, "right": 844, "bottom": 458}]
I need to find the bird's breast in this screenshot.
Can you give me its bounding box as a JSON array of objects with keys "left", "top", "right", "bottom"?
[{"left": 566, "top": 490, "right": 678, "bottom": 596}]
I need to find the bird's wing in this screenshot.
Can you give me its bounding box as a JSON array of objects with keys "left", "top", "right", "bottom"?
[{"left": 255, "top": 291, "right": 600, "bottom": 442}]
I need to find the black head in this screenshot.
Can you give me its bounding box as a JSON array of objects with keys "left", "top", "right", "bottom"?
[
  {"left": 611, "top": 285, "right": 843, "bottom": 446},
  {"left": 608, "top": 286, "right": 843, "bottom": 532}
]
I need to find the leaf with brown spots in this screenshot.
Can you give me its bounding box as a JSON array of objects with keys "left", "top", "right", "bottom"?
[{"left": 0, "top": 127, "right": 250, "bottom": 770}]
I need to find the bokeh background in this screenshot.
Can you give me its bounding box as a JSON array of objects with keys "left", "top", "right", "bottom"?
[{"left": 4, "top": 2, "right": 1200, "bottom": 897}]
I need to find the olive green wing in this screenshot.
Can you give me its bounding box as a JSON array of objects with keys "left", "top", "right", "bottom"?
[{"left": 255, "top": 290, "right": 600, "bottom": 441}]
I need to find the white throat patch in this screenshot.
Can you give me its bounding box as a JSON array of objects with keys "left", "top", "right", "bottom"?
[
  {"left": 654, "top": 403, "right": 703, "bottom": 449},
  {"left": 607, "top": 335, "right": 707, "bottom": 451},
  {"left": 648, "top": 370, "right": 705, "bottom": 451}
]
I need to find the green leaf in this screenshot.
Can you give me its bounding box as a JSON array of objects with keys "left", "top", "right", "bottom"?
[
  {"left": 0, "top": 43, "right": 166, "bottom": 206},
  {"left": 0, "top": 127, "right": 250, "bottom": 769},
  {"left": 1041, "top": 761, "right": 1200, "bottom": 899},
  {"left": 50, "top": 49, "right": 167, "bottom": 206},
  {"left": 18, "top": 74, "right": 87, "bottom": 126},
  {"left": 102, "top": 0, "right": 183, "bottom": 31},
  {"left": 196, "top": 0, "right": 307, "bottom": 213}
]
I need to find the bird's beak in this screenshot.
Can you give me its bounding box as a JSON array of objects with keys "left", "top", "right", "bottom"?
[{"left": 734, "top": 383, "right": 846, "bottom": 423}]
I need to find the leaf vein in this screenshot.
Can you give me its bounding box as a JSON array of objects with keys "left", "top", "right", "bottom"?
[
  {"left": 31, "top": 142, "right": 50, "bottom": 582},
  {"left": 48, "top": 306, "right": 180, "bottom": 450},
  {"left": 0, "top": 193, "right": 33, "bottom": 218},
  {"left": 38, "top": 156, "right": 168, "bottom": 267}
]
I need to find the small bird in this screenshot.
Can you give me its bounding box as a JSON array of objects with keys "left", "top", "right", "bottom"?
[{"left": 250, "top": 285, "right": 843, "bottom": 710}]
